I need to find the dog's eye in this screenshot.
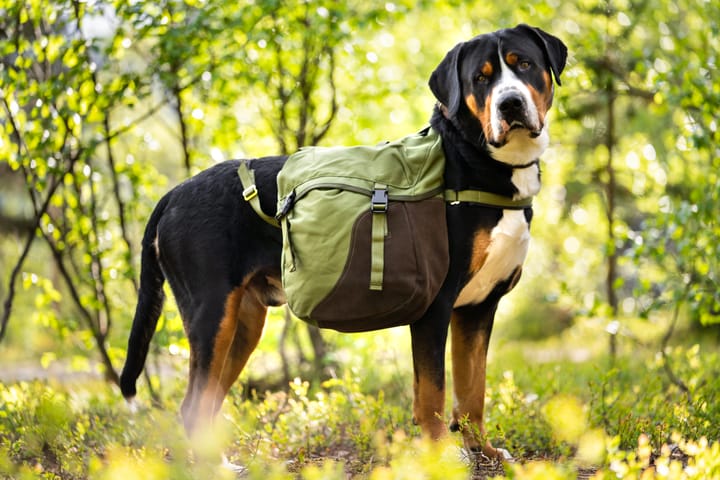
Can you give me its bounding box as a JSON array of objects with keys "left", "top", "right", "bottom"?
[
  {"left": 475, "top": 74, "right": 489, "bottom": 84},
  {"left": 518, "top": 61, "right": 532, "bottom": 71}
]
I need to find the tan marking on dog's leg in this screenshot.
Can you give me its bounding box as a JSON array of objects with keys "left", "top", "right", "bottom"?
[
  {"left": 192, "top": 283, "right": 267, "bottom": 433},
  {"left": 469, "top": 229, "right": 492, "bottom": 275},
  {"left": 450, "top": 312, "right": 501, "bottom": 459},
  {"left": 413, "top": 373, "right": 448, "bottom": 440}
]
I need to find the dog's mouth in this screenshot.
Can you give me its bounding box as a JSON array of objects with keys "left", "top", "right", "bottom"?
[
  {"left": 509, "top": 120, "right": 541, "bottom": 136},
  {"left": 489, "top": 118, "right": 542, "bottom": 147},
  {"left": 511, "top": 119, "right": 539, "bottom": 131}
]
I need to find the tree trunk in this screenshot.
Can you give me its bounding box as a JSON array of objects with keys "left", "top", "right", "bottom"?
[{"left": 605, "top": 77, "right": 619, "bottom": 359}]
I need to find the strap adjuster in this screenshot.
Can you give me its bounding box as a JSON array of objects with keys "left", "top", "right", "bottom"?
[
  {"left": 371, "top": 186, "right": 388, "bottom": 212},
  {"left": 276, "top": 190, "right": 296, "bottom": 220},
  {"left": 237, "top": 160, "right": 280, "bottom": 227},
  {"left": 242, "top": 185, "right": 258, "bottom": 201}
]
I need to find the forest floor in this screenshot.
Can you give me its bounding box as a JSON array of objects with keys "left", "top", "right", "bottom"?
[
  {"left": 0, "top": 325, "right": 716, "bottom": 479},
  {"left": 1, "top": 362, "right": 600, "bottom": 479}
]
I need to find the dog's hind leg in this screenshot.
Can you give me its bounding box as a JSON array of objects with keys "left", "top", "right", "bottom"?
[{"left": 180, "top": 275, "right": 268, "bottom": 435}]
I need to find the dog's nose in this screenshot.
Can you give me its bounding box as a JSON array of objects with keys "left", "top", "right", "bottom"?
[{"left": 498, "top": 93, "right": 525, "bottom": 117}]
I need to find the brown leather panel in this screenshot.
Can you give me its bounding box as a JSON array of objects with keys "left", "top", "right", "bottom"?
[{"left": 311, "top": 198, "right": 448, "bottom": 332}]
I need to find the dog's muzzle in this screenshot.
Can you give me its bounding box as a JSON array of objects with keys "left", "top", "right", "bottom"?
[
  {"left": 498, "top": 93, "right": 525, "bottom": 120},
  {"left": 497, "top": 91, "right": 538, "bottom": 136}
]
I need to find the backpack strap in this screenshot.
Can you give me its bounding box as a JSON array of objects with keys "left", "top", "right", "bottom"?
[
  {"left": 238, "top": 160, "right": 281, "bottom": 227},
  {"left": 444, "top": 189, "right": 533, "bottom": 209},
  {"left": 369, "top": 183, "right": 389, "bottom": 291}
]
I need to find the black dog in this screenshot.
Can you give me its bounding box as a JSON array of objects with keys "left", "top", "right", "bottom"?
[{"left": 120, "top": 24, "right": 567, "bottom": 459}]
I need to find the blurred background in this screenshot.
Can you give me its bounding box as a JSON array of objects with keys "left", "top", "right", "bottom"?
[{"left": 0, "top": 0, "right": 718, "bottom": 421}]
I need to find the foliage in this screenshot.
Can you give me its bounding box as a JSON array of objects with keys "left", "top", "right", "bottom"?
[
  {"left": 618, "top": 0, "right": 720, "bottom": 328},
  {"left": 2, "top": 0, "right": 717, "bottom": 373},
  {"left": 1, "top": 0, "right": 719, "bottom": 477},
  {"left": 0, "top": 0, "right": 174, "bottom": 382},
  {"left": 0, "top": 0, "right": 423, "bottom": 382},
  {"left": 2, "top": 343, "right": 720, "bottom": 478}
]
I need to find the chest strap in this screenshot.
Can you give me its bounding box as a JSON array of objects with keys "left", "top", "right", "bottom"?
[
  {"left": 241, "top": 160, "right": 531, "bottom": 227},
  {"left": 444, "top": 189, "right": 532, "bottom": 209},
  {"left": 238, "top": 160, "right": 281, "bottom": 227}
]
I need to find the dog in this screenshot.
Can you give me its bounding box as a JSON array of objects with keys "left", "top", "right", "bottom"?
[{"left": 120, "top": 24, "right": 567, "bottom": 460}]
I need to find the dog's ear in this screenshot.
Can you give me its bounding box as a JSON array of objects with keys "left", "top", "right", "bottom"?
[
  {"left": 429, "top": 42, "right": 465, "bottom": 116},
  {"left": 516, "top": 24, "right": 568, "bottom": 86}
]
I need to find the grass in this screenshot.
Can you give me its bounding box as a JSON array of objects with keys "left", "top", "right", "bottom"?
[{"left": 2, "top": 316, "right": 720, "bottom": 479}]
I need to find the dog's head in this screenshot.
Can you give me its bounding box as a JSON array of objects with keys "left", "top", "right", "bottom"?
[{"left": 430, "top": 24, "right": 567, "bottom": 165}]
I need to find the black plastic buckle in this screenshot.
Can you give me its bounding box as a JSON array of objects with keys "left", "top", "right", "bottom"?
[
  {"left": 276, "top": 190, "right": 296, "bottom": 220},
  {"left": 371, "top": 188, "right": 388, "bottom": 213}
]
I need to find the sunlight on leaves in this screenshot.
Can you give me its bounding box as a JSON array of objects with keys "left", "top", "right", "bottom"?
[{"left": 542, "top": 395, "right": 587, "bottom": 444}]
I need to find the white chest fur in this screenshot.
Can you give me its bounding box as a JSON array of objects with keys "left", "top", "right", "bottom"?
[
  {"left": 454, "top": 210, "right": 530, "bottom": 308},
  {"left": 511, "top": 162, "right": 541, "bottom": 200}
]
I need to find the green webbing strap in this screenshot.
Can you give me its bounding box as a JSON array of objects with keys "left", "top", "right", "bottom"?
[
  {"left": 237, "top": 161, "right": 281, "bottom": 227},
  {"left": 444, "top": 189, "right": 533, "bottom": 209},
  {"left": 369, "top": 183, "right": 388, "bottom": 291},
  {"left": 281, "top": 217, "right": 297, "bottom": 272}
]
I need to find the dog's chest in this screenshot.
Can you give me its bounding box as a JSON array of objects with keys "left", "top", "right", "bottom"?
[
  {"left": 454, "top": 210, "right": 530, "bottom": 307},
  {"left": 511, "top": 163, "right": 540, "bottom": 199}
]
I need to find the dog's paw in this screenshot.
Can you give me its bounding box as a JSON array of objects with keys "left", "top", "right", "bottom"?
[
  {"left": 463, "top": 446, "right": 514, "bottom": 464},
  {"left": 460, "top": 446, "right": 513, "bottom": 478},
  {"left": 495, "top": 447, "right": 513, "bottom": 462},
  {"left": 221, "top": 456, "right": 248, "bottom": 477},
  {"left": 125, "top": 397, "right": 139, "bottom": 414}
]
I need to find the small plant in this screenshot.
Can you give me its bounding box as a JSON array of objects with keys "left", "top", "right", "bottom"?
[{"left": 2, "top": 343, "right": 720, "bottom": 478}]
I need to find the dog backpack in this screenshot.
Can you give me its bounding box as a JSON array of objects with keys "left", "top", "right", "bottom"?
[{"left": 275, "top": 127, "right": 449, "bottom": 332}]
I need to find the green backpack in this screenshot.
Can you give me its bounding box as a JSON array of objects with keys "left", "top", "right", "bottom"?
[
  {"left": 238, "top": 126, "right": 533, "bottom": 332},
  {"left": 274, "top": 127, "right": 449, "bottom": 332}
]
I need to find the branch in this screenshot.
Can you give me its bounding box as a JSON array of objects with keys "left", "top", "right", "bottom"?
[
  {"left": 104, "top": 100, "right": 169, "bottom": 143},
  {"left": 0, "top": 171, "right": 73, "bottom": 343},
  {"left": 0, "top": 96, "right": 73, "bottom": 342},
  {"left": 102, "top": 111, "right": 139, "bottom": 293},
  {"left": 81, "top": 155, "right": 113, "bottom": 339},
  {"left": 312, "top": 47, "right": 338, "bottom": 145},
  {"left": 0, "top": 213, "right": 34, "bottom": 234},
  {"left": 271, "top": 30, "right": 290, "bottom": 154},
  {"left": 584, "top": 56, "right": 656, "bottom": 102},
  {"left": 0, "top": 223, "right": 39, "bottom": 343},
  {"left": 295, "top": 4, "right": 313, "bottom": 149},
  {"left": 40, "top": 224, "right": 120, "bottom": 385},
  {"left": 171, "top": 84, "right": 192, "bottom": 174}
]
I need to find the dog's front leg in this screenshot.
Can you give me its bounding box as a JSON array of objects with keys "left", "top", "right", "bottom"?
[
  {"left": 449, "top": 300, "right": 505, "bottom": 459},
  {"left": 409, "top": 303, "right": 452, "bottom": 440}
]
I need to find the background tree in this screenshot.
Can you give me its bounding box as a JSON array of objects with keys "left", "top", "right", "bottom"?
[
  {"left": 0, "top": 0, "right": 417, "bottom": 388},
  {"left": 559, "top": 0, "right": 671, "bottom": 358},
  {"left": 0, "top": 0, "right": 142, "bottom": 383},
  {"left": 1, "top": 0, "right": 718, "bottom": 399},
  {"left": 2, "top": 2, "right": 720, "bottom": 477}
]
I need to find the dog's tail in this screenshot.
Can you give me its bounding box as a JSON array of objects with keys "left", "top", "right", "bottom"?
[{"left": 119, "top": 195, "right": 170, "bottom": 400}]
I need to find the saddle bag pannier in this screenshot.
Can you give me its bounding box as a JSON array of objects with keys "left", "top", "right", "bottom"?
[{"left": 275, "top": 127, "right": 449, "bottom": 332}]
